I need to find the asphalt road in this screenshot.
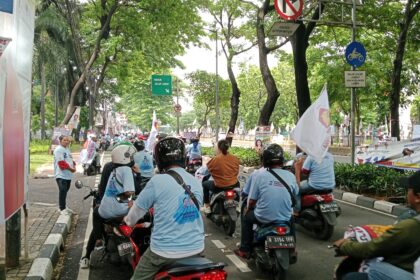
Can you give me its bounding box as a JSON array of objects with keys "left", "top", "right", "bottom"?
[{"left": 29, "top": 152, "right": 392, "bottom": 280}]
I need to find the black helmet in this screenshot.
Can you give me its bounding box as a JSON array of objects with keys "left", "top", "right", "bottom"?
[
  {"left": 262, "top": 144, "right": 284, "bottom": 167},
  {"left": 154, "top": 137, "right": 186, "bottom": 171},
  {"left": 133, "top": 140, "right": 145, "bottom": 152}
]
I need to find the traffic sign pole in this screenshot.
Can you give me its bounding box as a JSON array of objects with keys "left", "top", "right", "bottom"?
[
  {"left": 176, "top": 78, "right": 180, "bottom": 136},
  {"left": 351, "top": 0, "right": 356, "bottom": 166}
]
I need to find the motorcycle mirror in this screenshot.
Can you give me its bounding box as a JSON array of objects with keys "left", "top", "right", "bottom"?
[{"left": 75, "top": 180, "right": 84, "bottom": 189}]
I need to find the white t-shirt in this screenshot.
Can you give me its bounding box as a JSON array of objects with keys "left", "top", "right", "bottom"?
[{"left": 415, "top": 257, "right": 420, "bottom": 280}]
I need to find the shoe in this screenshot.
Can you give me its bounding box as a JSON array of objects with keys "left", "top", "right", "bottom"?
[
  {"left": 80, "top": 257, "right": 90, "bottom": 269},
  {"left": 234, "top": 249, "right": 250, "bottom": 259},
  {"left": 60, "top": 208, "right": 74, "bottom": 215},
  {"left": 200, "top": 206, "right": 211, "bottom": 214}
]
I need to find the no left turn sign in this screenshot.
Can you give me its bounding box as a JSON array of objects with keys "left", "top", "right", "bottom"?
[{"left": 274, "top": 0, "right": 304, "bottom": 21}]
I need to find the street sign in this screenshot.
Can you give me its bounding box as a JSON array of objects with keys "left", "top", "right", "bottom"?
[
  {"left": 274, "top": 0, "right": 303, "bottom": 21},
  {"left": 0, "top": 0, "right": 13, "bottom": 14},
  {"left": 345, "top": 41, "right": 366, "bottom": 68},
  {"left": 151, "top": 74, "right": 172, "bottom": 96},
  {"left": 174, "top": 103, "right": 182, "bottom": 113},
  {"left": 345, "top": 71, "right": 366, "bottom": 87},
  {"left": 269, "top": 22, "right": 299, "bottom": 37}
]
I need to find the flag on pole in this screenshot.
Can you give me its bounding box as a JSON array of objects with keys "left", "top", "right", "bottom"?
[
  {"left": 146, "top": 110, "right": 159, "bottom": 152},
  {"left": 290, "top": 84, "right": 331, "bottom": 163}
]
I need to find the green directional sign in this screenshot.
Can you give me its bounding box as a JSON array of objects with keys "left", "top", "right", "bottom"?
[{"left": 151, "top": 74, "right": 172, "bottom": 96}]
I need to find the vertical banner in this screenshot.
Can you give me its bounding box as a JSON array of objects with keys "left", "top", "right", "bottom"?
[
  {"left": 68, "top": 106, "right": 81, "bottom": 131},
  {"left": 0, "top": 0, "right": 36, "bottom": 223}
]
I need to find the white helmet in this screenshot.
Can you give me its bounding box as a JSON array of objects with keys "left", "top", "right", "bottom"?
[{"left": 111, "top": 143, "right": 136, "bottom": 165}]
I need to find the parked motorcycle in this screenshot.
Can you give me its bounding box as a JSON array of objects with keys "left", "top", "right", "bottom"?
[
  {"left": 195, "top": 166, "right": 240, "bottom": 236},
  {"left": 83, "top": 156, "right": 101, "bottom": 176},
  {"left": 283, "top": 159, "right": 341, "bottom": 240},
  {"left": 99, "top": 138, "right": 111, "bottom": 152},
  {"left": 252, "top": 222, "right": 297, "bottom": 280}
]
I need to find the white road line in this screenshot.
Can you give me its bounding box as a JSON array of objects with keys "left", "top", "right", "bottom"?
[
  {"left": 32, "top": 202, "right": 56, "bottom": 207},
  {"left": 337, "top": 199, "right": 396, "bottom": 218},
  {"left": 211, "top": 240, "right": 226, "bottom": 249},
  {"left": 226, "top": 254, "right": 252, "bottom": 273},
  {"left": 77, "top": 208, "right": 93, "bottom": 280}
]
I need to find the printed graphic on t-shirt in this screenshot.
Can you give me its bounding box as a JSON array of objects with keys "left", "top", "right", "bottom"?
[
  {"left": 140, "top": 156, "right": 153, "bottom": 171},
  {"left": 173, "top": 192, "right": 199, "bottom": 224},
  {"left": 105, "top": 179, "right": 119, "bottom": 197}
]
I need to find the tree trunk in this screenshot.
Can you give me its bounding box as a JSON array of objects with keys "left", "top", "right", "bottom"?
[
  {"left": 226, "top": 58, "right": 241, "bottom": 146},
  {"left": 390, "top": 0, "right": 419, "bottom": 140},
  {"left": 257, "top": 2, "right": 279, "bottom": 126},
  {"left": 40, "top": 63, "right": 46, "bottom": 139}
]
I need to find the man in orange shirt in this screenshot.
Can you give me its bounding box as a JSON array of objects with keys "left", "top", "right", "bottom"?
[{"left": 202, "top": 139, "right": 240, "bottom": 213}]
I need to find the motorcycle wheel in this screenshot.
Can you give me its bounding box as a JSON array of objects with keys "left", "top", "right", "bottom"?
[
  {"left": 223, "top": 214, "right": 236, "bottom": 236},
  {"left": 272, "top": 254, "right": 287, "bottom": 280},
  {"left": 314, "top": 218, "right": 334, "bottom": 240}
]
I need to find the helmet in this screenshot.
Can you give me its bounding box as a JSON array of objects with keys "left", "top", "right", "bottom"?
[
  {"left": 262, "top": 144, "right": 284, "bottom": 167},
  {"left": 154, "top": 137, "right": 186, "bottom": 171},
  {"left": 111, "top": 143, "right": 137, "bottom": 165},
  {"left": 190, "top": 137, "right": 199, "bottom": 143},
  {"left": 133, "top": 140, "right": 145, "bottom": 152}
]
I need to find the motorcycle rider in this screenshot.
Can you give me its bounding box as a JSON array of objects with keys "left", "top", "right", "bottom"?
[
  {"left": 293, "top": 151, "right": 335, "bottom": 212},
  {"left": 202, "top": 139, "right": 240, "bottom": 214},
  {"left": 124, "top": 137, "right": 204, "bottom": 280},
  {"left": 186, "top": 136, "right": 202, "bottom": 163},
  {"left": 80, "top": 143, "right": 138, "bottom": 269},
  {"left": 334, "top": 170, "right": 420, "bottom": 280},
  {"left": 235, "top": 144, "right": 298, "bottom": 259},
  {"left": 133, "top": 140, "right": 154, "bottom": 187}
]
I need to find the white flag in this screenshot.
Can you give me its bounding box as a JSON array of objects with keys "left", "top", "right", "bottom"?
[
  {"left": 146, "top": 110, "right": 159, "bottom": 152},
  {"left": 290, "top": 85, "right": 331, "bottom": 163}
]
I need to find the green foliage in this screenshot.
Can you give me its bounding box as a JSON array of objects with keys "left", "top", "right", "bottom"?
[
  {"left": 30, "top": 139, "right": 51, "bottom": 154},
  {"left": 334, "top": 163, "right": 410, "bottom": 197},
  {"left": 30, "top": 153, "right": 53, "bottom": 175}
]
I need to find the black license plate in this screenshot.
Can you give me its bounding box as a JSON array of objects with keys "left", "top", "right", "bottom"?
[
  {"left": 265, "top": 235, "right": 295, "bottom": 249},
  {"left": 117, "top": 242, "right": 133, "bottom": 256},
  {"left": 224, "top": 200, "right": 238, "bottom": 208},
  {"left": 320, "top": 202, "right": 339, "bottom": 213}
]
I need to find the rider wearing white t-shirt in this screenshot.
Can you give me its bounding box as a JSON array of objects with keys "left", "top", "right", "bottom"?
[{"left": 125, "top": 137, "right": 204, "bottom": 280}]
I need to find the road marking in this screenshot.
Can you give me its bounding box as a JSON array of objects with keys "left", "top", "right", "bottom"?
[
  {"left": 226, "top": 254, "right": 252, "bottom": 272},
  {"left": 338, "top": 199, "right": 396, "bottom": 218},
  {"left": 77, "top": 208, "right": 93, "bottom": 280},
  {"left": 211, "top": 240, "right": 226, "bottom": 249},
  {"left": 32, "top": 202, "right": 56, "bottom": 207}
]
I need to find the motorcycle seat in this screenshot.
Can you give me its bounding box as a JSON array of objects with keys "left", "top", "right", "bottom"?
[
  {"left": 160, "top": 257, "right": 225, "bottom": 275},
  {"left": 103, "top": 216, "right": 124, "bottom": 226},
  {"left": 302, "top": 189, "right": 333, "bottom": 195}
]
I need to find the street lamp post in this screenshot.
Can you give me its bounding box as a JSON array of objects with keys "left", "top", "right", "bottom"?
[{"left": 215, "top": 28, "right": 220, "bottom": 143}]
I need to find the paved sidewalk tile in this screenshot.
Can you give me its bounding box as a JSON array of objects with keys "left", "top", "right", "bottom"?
[{"left": 6, "top": 203, "right": 59, "bottom": 280}]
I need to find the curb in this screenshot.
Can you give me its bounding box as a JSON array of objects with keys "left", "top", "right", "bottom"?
[
  {"left": 333, "top": 189, "right": 410, "bottom": 216},
  {"left": 25, "top": 212, "right": 73, "bottom": 280}
]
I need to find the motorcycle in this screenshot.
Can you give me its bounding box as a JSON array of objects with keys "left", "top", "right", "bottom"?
[
  {"left": 283, "top": 158, "right": 341, "bottom": 240},
  {"left": 252, "top": 222, "right": 297, "bottom": 280},
  {"left": 186, "top": 156, "right": 202, "bottom": 175},
  {"left": 332, "top": 224, "right": 393, "bottom": 280},
  {"left": 75, "top": 180, "right": 228, "bottom": 279},
  {"left": 195, "top": 166, "right": 240, "bottom": 236},
  {"left": 82, "top": 155, "right": 101, "bottom": 176},
  {"left": 99, "top": 138, "right": 111, "bottom": 152}
]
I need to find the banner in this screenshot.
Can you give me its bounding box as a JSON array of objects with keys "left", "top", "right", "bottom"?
[
  {"left": 291, "top": 84, "right": 331, "bottom": 163},
  {"left": 356, "top": 138, "right": 420, "bottom": 171},
  {"left": 145, "top": 111, "right": 159, "bottom": 152},
  {"left": 68, "top": 106, "right": 80, "bottom": 130},
  {"left": 255, "top": 126, "right": 272, "bottom": 149},
  {"left": 0, "top": 0, "right": 35, "bottom": 223}
]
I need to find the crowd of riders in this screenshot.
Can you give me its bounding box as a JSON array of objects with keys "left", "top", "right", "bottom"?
[{"left": 73, "top": 132, "right": 420, "bottom": 280}]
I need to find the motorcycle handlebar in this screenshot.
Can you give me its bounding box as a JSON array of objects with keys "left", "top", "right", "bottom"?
[{"left": 84, "top": 193, "right": 92, "bottom": 200}]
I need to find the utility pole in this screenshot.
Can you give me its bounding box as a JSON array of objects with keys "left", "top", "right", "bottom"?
[
  {"left": 176, "top": 78, "right": 180, "bottom": 136},
  {"left": 55, "top": 77, "right": 58, "bottom": 127},
  {"left": 350, "top": 0, "right": 356, "bottom": 165},
  {"left": 215, "top": 27, "right": 220, "bottom": 142}
]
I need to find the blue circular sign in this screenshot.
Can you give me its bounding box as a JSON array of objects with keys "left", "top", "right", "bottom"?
[{"left": 345, "top": 41, "right": 366, "bottom": 68}]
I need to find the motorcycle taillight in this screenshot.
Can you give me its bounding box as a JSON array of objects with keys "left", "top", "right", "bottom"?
[
  {"left": 225, "top": 191, "right": 235, "bottom": 199},
  {"left": 199, "top": 270, "right": 227, "bottom": 280},
  {"left": 275, "top": 226, "right": 288, "bottom": 236},
  {"left": 118, "top": 225, "right": 132, "bottom": 237}
]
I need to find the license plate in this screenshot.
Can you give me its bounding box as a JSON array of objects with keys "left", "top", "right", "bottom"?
[
  {"left": 320, "top": 202, "right": 339, "bottom": 213},
  {"left": 117, "top": 242, "right": 133, "bottom": 256},
  {"left": 265, "top": 235, "right": 295, "bottom": 249},
  {"left": 224, "top": 200, "right": 238, "bottom": 208}
]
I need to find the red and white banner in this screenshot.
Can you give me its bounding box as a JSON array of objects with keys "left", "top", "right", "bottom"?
[
  {"left": 0, "top": 0, "right": 35, "bottom": 223},
  {"left": 291, "top": 85, "right": 331, "bottom": 163}
]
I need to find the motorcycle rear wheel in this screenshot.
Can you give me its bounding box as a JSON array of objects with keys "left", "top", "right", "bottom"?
[
  {"left": 223, "top": 215, "right": 236, "bottom": 236},
  {"left": 272, "top": 254, "right": 287, "bottom": 280},
  {"left": 314, "top": 219, "right": 334, "bottom": 240}
]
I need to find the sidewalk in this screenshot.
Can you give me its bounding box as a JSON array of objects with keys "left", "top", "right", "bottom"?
[{"left": 6, "top": 154, "right": 82, "bottom": 280}]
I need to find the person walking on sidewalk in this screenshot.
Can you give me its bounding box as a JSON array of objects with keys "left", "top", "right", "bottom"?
[{"left": 53, "top": 135, "right": 76, "bottom": 214}]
